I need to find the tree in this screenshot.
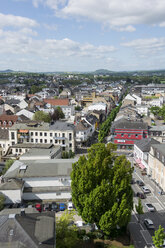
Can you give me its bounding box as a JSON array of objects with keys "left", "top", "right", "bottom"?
[
  {"left": 56, "top": 210, "right": 78, "bottom": 248},
  {"left": 71, "top": 143, "right": 133, "bottom": 235},
  {"left": 135, "top": 198, "right": 144, "bottom": 223},
  {"left": 152, "top": 225, "right": 165, "bottom": 248},
  {"left": 3, "top": 159, "right": 14, "bottom": 175},
  {"left": 0, "top": 194, "right": 5, "bottom": 210},
  {"left": 33, "top": 111, "right": 51, "bottom": 123},
  {"left": 50, "top": 107, "right": 65, "bottom": 121}
]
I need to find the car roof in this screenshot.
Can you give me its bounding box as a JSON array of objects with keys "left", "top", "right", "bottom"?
[{"left": 144, "top": 219, "right": 153, "bottom": 224}]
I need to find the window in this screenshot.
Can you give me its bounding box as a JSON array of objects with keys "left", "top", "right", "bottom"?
[
  {"left": 62, "top": 133, "right": 65, "bottom": 137},
  {"left": 31, "top": 139, "right": 33, "bottom": 142},
  {"left": 12, "top": 142, "right": 15, "bottom": 145},
  {"left": 59, "top": 133, "right": 60, "bottom": 137},
  {"left": 62, "top": 140, "right": 65, "bottom": 145},
  {"left": 27, "top": 139, "right": 29, "bottom": 142},
  {"left": 162, "top": 156, "right": 164, "bottom": 163},
  {"left": 44, "top": 132, "right": 47, "bottom": 137},
  {"left": 128, "top": 134, "right": 131, "bottom": 137},
  {"left": 69, "top": 143, "right": 72, "bottom": 148},
  {"left": 19, "top": 149, "right": 22, "bottom": 152},
  {"left": 50, "top": 133, "right": 52, "bottom": 137},
  {"left": 3, "top": 121, "right": 6, "bottom": 126},
  {"left": 25, "top": 149, "right": 28, "bottom": 152},
  {"left": 55, "top": 133, "right": 57, "bottom": 137},
  {"left": 40, "top": 139, "right": 43, "bottom": 143},
  {"left": 55, "top": 140, "right": 57, "bottom": 144},
  {"left": 16, "top": 148, "right": 18, "bottom": 152},
  {"left": 40, "top": 132, "right": 42, "bottom": 136},
  {"left": 69, "top": 133, "right": 72, "bottom": 141},
  {"left": 31, "top": 132, "right": 33, "bottom": 136},
  {"left": 11, "top": 132, "right": 15, "bottom": 140},
  {"left": 44, "top": 139, "right": 47, "bottom": 143},
  {"left": 157, "top": 152, "right": 159, "bottom": 159},
  {"left": 135, "top": 134, "right": 138, "bottom": 137},
  {"left": 121, "top": 133, "right": 124, "bottom": 137},
  {"left": 50, "top": 139, "right": 53, "bottom": 143},
  {"left": 35, "top": 132, "right": 38, "bottom": 136},
  {"left": 35, "top": 139, "right": 38, "bottom": 143},
  {"left": 9, "top": 121, "right": 12, "bottom": 126}
]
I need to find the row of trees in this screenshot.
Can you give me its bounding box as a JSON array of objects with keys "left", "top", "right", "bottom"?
[
  {"left": 98, "top": 103, "right": 122, "bottom": 142},
  {"left": 33, "top": 107, "right": 65, "bottom": 123},
  {"left": 71, "top": 143, "right": 133, "bottom": 236}
]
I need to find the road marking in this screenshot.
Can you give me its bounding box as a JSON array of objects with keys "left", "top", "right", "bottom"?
[{"left": 134, "top": 171, "right": 165, "bottom": 210}]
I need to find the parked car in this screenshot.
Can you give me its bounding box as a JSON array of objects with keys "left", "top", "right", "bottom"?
[
  {"left": 145, "top": 203, "right": 155, "bottom": 212},
  {"left": 144, "top": 219, "right": 154, "bottom": 229},
  {"left": 43, "top": 203, "right": 51, "bottom": 211},
  {"left": 136, "top": 180, "right": 145, "bottom": 186},
  {"left": 51, "top": 202, "right": 58, "bottom": 212},
  {"left": 142, "top": 186, "right": 151, "bottom": 194},
  {"left": 59, "top": 203, "right": 66, "bottom": 211},
  {"left": 136, "top": 192, "right": 146, "bottom": 199},
  {"left": 67, "top": 202, "right": 74, "bottom": 211},
  {"left": 131, "top": 178, "right": 135, "bottom": 184},
  {"left": 35, "top": 203, "right": 42, "bottom": 212}
]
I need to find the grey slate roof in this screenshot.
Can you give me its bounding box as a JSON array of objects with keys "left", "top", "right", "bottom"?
[
  {"left": 0, "top": 179, "right": 23, "bottom": 190},
  {"left": 112, "top": 119, "right": 148, "bottom": 130},
  {"left": 149, "top": 125, "right": 165, "bottom": 131},
  {"left": 134, "top": 138, "right": 160, "bottom": 152},
  {"left": 0, "top": 212, "right": 55, "bottom": 248},
  {"left": 151, "top": 144, "right": 165, "bottom": 156},
  {"left": 0, "top": 128, "right": 9, "bottom": 140},
  {"left": 4, "top": 158, "right": 78, "bottom": 179},
  {"left": 50, "top": 121, "right": 74, "bottom": 131}
]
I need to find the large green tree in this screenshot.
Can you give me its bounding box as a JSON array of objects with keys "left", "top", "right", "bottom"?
[
  {"left": 71, "top": 143, "right": 133, "bottom": 235},
  {"left": 152, "top": 225, "right": 165, "bottom": 248},
  {"left": 33, "top": 110, "right": 51, "bottom": 123}
]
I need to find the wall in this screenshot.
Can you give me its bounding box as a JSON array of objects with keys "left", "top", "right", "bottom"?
[{"left": 23, "top": 191, "right": 71, "bottom": 201}]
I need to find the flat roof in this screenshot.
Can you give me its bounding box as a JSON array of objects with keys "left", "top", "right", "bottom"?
[{"left": 4, "top": 159, "right": 78, "bottom": 179}]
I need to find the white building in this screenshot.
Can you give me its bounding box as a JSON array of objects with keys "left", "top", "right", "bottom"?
[
  {"left": 87, "top": 102, "right": 107, "bottom": 112},
  {"left": 3, "top": 159, "right": 78, "bottom": 202},
  {"left": 16, "top": 109, "right": 34, "bottom": 120},
  {"left": 9, "top": 121, "right": 75, "bottom": 152}
]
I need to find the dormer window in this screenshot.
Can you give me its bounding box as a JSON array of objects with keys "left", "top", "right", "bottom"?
[
  {"left": 3, "top": 121, "right": 6, "bottom": 126},
  {"left": 9, "top": 121, "right": 12, "bottom": 126}
]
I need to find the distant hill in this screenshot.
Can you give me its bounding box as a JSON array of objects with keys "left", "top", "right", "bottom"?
[
  {"left": 93, "top": 69, "right": 114, "bottom": 75},
  {"left": 0, "top": 69, "right": 14, "bottom": 73}
]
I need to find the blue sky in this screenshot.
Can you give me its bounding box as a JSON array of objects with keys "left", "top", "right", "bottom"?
[{"left": 0, "top": 0, "right": 165, "bottom": 72}]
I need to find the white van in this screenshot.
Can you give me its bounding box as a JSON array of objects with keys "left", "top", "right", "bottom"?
[{"left": 67, "top": 202, "right": 74, "bottom": 211}]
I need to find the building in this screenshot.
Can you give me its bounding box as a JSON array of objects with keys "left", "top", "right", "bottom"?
[
  {"left": 75, "top": 120, "right": 93, "bottom": 144},
  {"left": 3, "top": 158, "right": 77, "bottom": 202},
  {"left": 0, "top": 114, "right": 18, "bottom": 128},
  {"left": 9, "top": 121, "right": 75, "bottom": 152},
  {"left": 148, "top": 143, "right": 165, "bottom": 192},
  {"left": 111, "top": 119, "right": 148, "bottom": 150},
  {"left": 0, "top": 212, "right": 55, "bottom": 248},
  {"left": 0, "top": 128, "right": 10, "bottom": 156},
  {"left": 149, "top": 125, "right": 165, "bottom": 143},
  {"left": 134, "top": 138, "right": 159, "bottom": 170}
]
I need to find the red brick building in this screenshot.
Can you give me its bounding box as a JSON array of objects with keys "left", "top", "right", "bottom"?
[{"left": 111, "top": 119, "right": 148, "bottom": 150}]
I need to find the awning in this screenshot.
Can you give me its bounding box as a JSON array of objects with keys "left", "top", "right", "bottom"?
[
  {"left": 138, "top": 162, "right": 146, "bottom": 170},
  {"left": 19, "top": 129, "right": 29, "bottom": 133}
]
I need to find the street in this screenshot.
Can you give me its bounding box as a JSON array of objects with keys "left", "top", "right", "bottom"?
[{"left": 127, "top": 154, "right": 165, "bottom": 248}]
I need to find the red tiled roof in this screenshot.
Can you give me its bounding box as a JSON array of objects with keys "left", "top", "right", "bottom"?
[
  {"left": 44, "top": 98, "right": 69, "bottom": 106},
  {"left": 0, "top": 114, "right": 18, "bottom": 127},
  {"left": 0, "top": 114, "right": 18, "bottom": 122}
]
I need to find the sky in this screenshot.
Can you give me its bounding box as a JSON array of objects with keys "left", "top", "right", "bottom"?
[{"left": 1, "top": 0, "right": 165, "bottom": 72}]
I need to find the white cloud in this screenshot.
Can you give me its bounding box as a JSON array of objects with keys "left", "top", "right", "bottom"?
[
  {"left": 0, "top": 13, "right": 38, "bottom": 28},
  {"left": 0, "top": 26, "right": 116, "bottom": 71},
  {"left": 122, "top": 37, "right": 165, "bottom": 54},
  {"left": 33, "top": 0, "right": 165, "bottom": 31}
]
